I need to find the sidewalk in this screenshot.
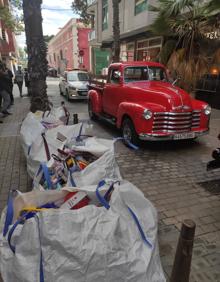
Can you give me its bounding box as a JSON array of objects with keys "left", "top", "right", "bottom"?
[
  {"left": 0, "top": 83, "right": 220, "bottom": 281},
  {"left": 0, "top": 90, "right": 32, "bottom": 215}
]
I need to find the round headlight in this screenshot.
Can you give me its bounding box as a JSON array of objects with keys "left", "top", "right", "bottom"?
[
  {"left": 204, "top": 105, "right": 211, "bottom": 115},
  {"left": 143, "top": 109, "right": 153, "bottom": 120}
]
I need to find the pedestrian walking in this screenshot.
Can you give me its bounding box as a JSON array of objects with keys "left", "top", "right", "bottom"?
[
  {"left": 5, "top": 65, "right": 14, "bottom": 105},
  {"left": 24, "top": 68, "right": 30, "bottom": 95},
  {"left": 15, "top": 66, "right": 24, "bottom": 97},
  {"left": 0, "top": 63, "right": 12, "bottom": 118}
]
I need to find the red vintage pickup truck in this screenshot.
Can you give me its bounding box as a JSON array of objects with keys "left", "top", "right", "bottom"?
[{"left": 88, "top": 61, "right": 210, "bottom": 144}]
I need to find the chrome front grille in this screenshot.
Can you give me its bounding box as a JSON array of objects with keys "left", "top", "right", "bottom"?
[
  {"left": 153, "top": 111, "right": 201, "bottom": 133},
  {"left": 77, "top": 90, "right": 88, "bottom": 96}
]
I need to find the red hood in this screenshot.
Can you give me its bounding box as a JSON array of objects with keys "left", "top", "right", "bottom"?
[{"left": 126, "top": 81, "right": 193, "bottom": 111}]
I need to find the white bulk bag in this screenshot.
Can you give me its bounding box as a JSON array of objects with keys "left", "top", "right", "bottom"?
[
  {"left": 20, "top": 112, "right": 45, "bottom": 158},
  {"left": 65, "top": 137, "right": 122, "bottom": 187},
  {"left": 27, "top": 124, "right": 85, "bottom": 178},
  {"left": 41, "top": 105, "right": 69, "bottom": 128},
  {"left": 67, "top": 146, "right": 121, "bottom": 187},
  {"left": 0, "top": 181, "right": 166, "bottom": 282}
]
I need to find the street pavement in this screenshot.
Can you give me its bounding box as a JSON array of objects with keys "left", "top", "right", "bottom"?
[{"left": 0, "top": 78, "right": 219, "bottom": 281}]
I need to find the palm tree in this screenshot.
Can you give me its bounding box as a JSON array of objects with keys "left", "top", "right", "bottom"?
[
  {"left": 23, "top": 0, "right": 50, "bottom": 112},
  {"left": 112, "top": 0, "right": 121, "bottom": 62},
  {"left": 148, "top": 0, "right": 220, "bottom": 92}
]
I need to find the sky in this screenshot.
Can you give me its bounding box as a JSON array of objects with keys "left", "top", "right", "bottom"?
[{"left": 16, "top": 0, "right": 78, "bottom": 48}]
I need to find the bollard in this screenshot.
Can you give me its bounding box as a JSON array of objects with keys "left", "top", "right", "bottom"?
[
  {"left": 170, "top": 219, "right": 196, "bottom": 282},
  {"left": 73, "top": 114, "right": 78, "bottom": 124}
]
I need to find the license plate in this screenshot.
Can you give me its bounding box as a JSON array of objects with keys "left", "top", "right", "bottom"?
[
  {"left": 79, "top": 91, "right": 88, "bottom": 96},
  {"left": 174, "top": 132, "right": 195, "bottom": 140}
]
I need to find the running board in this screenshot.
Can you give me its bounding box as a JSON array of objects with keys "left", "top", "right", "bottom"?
[{"left": 98, "top": 114, "right": 116, "bottom": 126}]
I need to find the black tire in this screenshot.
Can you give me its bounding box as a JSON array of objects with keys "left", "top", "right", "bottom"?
[
  {"left": 122, "top": 118, "right": 139, "bottom": 145},
  {"left": 66, "top": 89, "right": 70, "bottom": 101},
  {"left": 59, "top": 85, "right": 63, "bottom": 95},
  {"left": 88, "top": 99, "right": 97, "bottom": 120}
]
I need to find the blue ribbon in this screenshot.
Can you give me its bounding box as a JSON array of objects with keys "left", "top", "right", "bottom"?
[
  {"left": 69, "top": 165, "right": 81, "bottom": 187},
  {"left": 96, "top": 180, "right": 152, "bottom": 248},
  {"left": 127, "top": 207, "right": 152, "bottom": 248},
  {"left": 41, "top": 163, "right": 52, "bottom": 189},
  {"left": 96, "top": 180, "right": 111, "bottom": 209},
  {"left": 114, "top": 137, "right": 139, "bottom": 150}
]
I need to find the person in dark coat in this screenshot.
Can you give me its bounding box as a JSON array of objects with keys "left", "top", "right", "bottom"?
[
  {"left": 24, "top": 68, "right": 30, "bottom": 95},
  {"left": 0, "top": 63, "right": 12, "bottom": 117},
  {"left": 4, "top": 65, "right": 14, "bottom": 105},
  {"left": 15, "top": 66, "right": 24, "bottom": 97}
]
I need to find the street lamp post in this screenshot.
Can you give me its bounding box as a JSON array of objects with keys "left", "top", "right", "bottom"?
[{"left": 23, "top": 0, "right": 50, "bottom": 112}]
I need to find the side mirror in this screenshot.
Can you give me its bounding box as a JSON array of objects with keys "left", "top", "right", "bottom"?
[{"left": 113, "top": 71, "right": 121, "bottom": 79}]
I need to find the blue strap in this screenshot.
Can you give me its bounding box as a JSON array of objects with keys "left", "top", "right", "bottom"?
[
  {"left": 35, "top": 216, "right": 44, "bottom": 282},
  {"left": 8, "top": 211, "right": 36, "bottom": 253},
  {"left": 127, "top": 207, "right": 152, "bottom": 248},
  {"left": 28, "top": 145, "right": 31, "bottom": 155},
  {"left": 8, "top": 218, "right": 21, "bottom": 253},
  {"left": 96, "top": 181, "right": 152, "bottom": 248},
  {"left": 41, "top": 163, "right": 52, "bottom": 189},
  {"left": 69, "top": 171, "right": 76, "bottom": 187},
  {"left": 114, "top": 137, "right": 139, "bottom": 150},
  {"left": 3, "top": 191, "right": 14, "bottom": 237},
  {"left": 76, "top": 123, "right": 84, "bottom": 141},
  {"left": 96, "top": 180, "right": 111, "bottom": 210},
  {"left": 69, "top": 165, "right": 81, "bottom": 187},
  {"left": 104, "top": 183, "right": 115, "bottom": 201}
]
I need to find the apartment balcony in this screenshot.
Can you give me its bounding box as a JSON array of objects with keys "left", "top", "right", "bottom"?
[{"left": 87, "top": 0, "right": 97, "bottom": 14}]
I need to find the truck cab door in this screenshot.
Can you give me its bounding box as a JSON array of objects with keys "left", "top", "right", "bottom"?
[{"left": 103, "top": 68, "right": 122, "bottom": 116}]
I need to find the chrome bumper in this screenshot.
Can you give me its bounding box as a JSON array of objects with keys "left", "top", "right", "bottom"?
[
  {"left": 139, "top": 129, "right": 209, "bottom": 141},
  {"left": 69, "top": 96, "right": 88, "bottom": 100}
]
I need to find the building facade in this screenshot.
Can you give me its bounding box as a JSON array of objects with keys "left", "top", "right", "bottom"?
[
  {"left": 87, "top": 0, "right": 162, "bottom": 74},
  {"left": 0, "top": 0, "right": 18, "bottom": 72},
  {"left": 47, "top": 19, "right": 91, "bottom": 74}
]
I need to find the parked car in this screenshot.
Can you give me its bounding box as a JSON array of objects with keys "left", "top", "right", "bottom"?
[
  {"left": 59, "top": 70, "right": 89, "bottom": 101},
  {"left": 88, "top": 61, "right": 211, "bottom": 144}
]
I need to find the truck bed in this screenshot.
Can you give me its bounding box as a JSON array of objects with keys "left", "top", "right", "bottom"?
[{"left": 88, "top": 76, "right": 107, "bottom": 92}]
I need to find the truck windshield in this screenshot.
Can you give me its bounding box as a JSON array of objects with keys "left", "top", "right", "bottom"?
[
  {"left": 124, "top": 66, "right": 168, "bottom": 83},
  {"left": 68, "top": 72, "right": 89, "bottom": 81}
]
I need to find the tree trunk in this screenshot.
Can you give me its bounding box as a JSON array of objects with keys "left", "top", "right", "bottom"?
[
  {"left": 112, "top": 0, "right": 120, "bottom": 63},
  {"left": 23, "top": 0, "right": 50, "bottom": 112}
]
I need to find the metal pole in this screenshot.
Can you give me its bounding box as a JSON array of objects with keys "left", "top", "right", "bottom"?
[
  {"left": 73, "top": 114, "right": 78, "bottom": 124},
  {"left": 170, "top": 219, "right": 196, "bottom": 282}
]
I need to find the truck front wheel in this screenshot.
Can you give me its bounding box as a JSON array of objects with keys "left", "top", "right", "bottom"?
[{"left": 122, "top": 118, "right": 139, "bottom": 145}]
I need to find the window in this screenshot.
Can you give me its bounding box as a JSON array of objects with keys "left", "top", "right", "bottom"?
[
  {"left": 136, "top": 37, "right": 162, "bottom": 61},
  {"left": 2, "top": 28, "right": 6, "bottom": 41},
  {"left": 67, "top": 72, "right": 89, "bottom": 82},
  {"left": 102, "top": 0, "right": 108, "bottom": 30},
  {"left": 53, "top": 53, "right": 56, "bottom": 62},
  {"left": 124, "top": 67, "right": 148, "bottom": 82},
  {"left": 124, "top": 66, "right": 168, "bottom": 83},
  {"left": 135, "top": 0, "right": 147, "bottom": 15},
  {"left": 148, "top": 66, "right": 168, "bottom": 82},
  {"left": 126, "top": 43, "right": 135, "bottom": 61}
]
